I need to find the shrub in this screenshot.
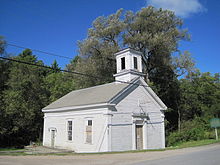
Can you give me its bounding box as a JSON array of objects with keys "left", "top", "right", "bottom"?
[{"left": 167, "top": 117, "right": 213, "bottom": 146}]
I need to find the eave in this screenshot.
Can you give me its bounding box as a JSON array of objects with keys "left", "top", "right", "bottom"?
[{"left": 42, "top": 103, "right": 116, "bottom": 113}]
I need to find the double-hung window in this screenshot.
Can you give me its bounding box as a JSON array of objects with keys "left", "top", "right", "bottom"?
[
  {"left": 67, "top": 120, "right": 73, "bottom": 141},
  {"left": 86, "top": 120, "right": 92, "bottom": 144}
]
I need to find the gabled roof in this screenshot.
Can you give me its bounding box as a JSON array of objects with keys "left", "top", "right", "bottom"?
[
  {"left": 43, "top": 82, "right": 129, "bottom": 110},
  {"left": 42, "top": 77, "right": 167, "bottom": 112}
]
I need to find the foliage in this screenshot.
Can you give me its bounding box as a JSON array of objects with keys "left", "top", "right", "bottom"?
[
  {"left": 44, "top": 60, "right": 75, "bottom": 103},
  {"left": 167, "top": 117, "right": 213, "bottom": 146},
  {"left": 0, "top": 49, "right": 48, "bottom": 147},
  {"left": 0, "top": 48, "right": 76, "bottom": 147},
  {"left": 69, "top": 6, "right": 193, "bottom": 89},
  {"left": 166, "top": 71, "right": 220, "bottom": 145},
  {"left": 179, "top": 71, "right": 220, "bottom": 122},
  {"left": 50, "top": 60, "right": 60, "bottom": 72},
  {"left": 44, "top": 72, "right": 75, "bottom": 103},
  {"left": 0, "top": 36, "right": 6, "bottom": 55},
  {"left": 69, "top": 7, "right": 195, "bottom": 133},
  {"left": 0, "top": 6, "right": 219, "bottom": 148},
  {"left": 167, "top": 139, "right": 220, "bottom": 149},
  {"left": 123, "top": 7, "right": 190, "bottom": 76},
  {"left": 0, "top": 37, "right": 12, "bottom": 147},
  {"left": 172, "top": 51, "right": 195, "bottom": 77}
]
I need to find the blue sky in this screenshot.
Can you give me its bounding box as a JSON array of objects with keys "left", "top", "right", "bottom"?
[{"left": 0, "top": 0, "right": 219, "bottom": 74}]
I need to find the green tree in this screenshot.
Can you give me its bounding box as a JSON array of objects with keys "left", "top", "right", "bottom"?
[
  {"left": 123, "top": 7, "right": 190, "bottom": 76},
  {"left": 45, "top": 61, "right": 75, "bottom": 103},
  {"left": 71, "top": 6, "right": 193, "bottom": 87},
  {"left": 69, "top": 7, "right": 194, "bottom": 132},
  {"left": 0, "top": 37, "right": 12, "bottom": 145},
  {"left": 0, "top": 36, "right": 6, "bottom": 55},
  {"left": 167, "top": 71, "right": 220, "bottom": 145},
  {"left": 178, "top": 71, "right": 220, "bottom": 130},
  {"left": 1, "top": 49, "right": 48, "bottom": 147},
  {"left": 51, "top": 60, "right": 60, "bottom": 73}
]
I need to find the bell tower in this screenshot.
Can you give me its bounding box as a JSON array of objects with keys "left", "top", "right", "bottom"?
[{"left": 113, "top": 48, "right": 145, "bottom": 82}]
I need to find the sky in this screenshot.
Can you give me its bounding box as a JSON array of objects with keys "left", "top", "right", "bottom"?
[{"left": 0, "top": 0, "right": 220, "bottom": 74}]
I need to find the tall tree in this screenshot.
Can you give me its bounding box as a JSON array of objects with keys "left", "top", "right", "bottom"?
[
  {"left": 178, "top": 71, "right": 220, "bottom": 130},
  {"left": 68, "top": 7, "right": 194, "bottom": 131},
  {"left": 73, "top": 9, "right": 124, "bottom": 88},
  {"left": 45, "top": 61, "right": 75, "bottom": 103},
  {"left": 123, "top": 7, "right": 190, "bottom": 77},
  {"left": 71, "top": 7, "right": 193, "bottom": 88},
  {"left": 0, "top": 36, "right": 6, "bottom": 55},
  {"left": 51, "top": 60, "right": 60, "bottom": 73},
  {"left": 0, "top": 37, "right": 12, "bottom": 145},
  {"left": 1, "top": 49, "right": 48, "bottom": 147}
]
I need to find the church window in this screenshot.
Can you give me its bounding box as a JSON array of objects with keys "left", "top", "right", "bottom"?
[
  {"left": 86, "top": 120, "right": 92, "bottom": 144},
  {"left": 67, "top": 120, "right": 73, "bottom": 141}
]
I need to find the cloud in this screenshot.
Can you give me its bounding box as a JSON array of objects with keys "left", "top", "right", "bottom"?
[{"left": 146, "top": 0, "right": 206, "bottom": 18}]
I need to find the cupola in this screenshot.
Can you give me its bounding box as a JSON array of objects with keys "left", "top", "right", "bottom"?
[{"left": 113, "top": 48, "right": 145, "bottom": 82}]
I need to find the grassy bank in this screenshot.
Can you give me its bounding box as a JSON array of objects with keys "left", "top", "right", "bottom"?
[
  {"left": 0, "top": 148, "right": 25, "bottom": 151},
  {"left": 167, "top": 139, "right": 220, "bottom": 149},
  {"left": 0, "top": 139, "right": 219, "bottom": 156}
]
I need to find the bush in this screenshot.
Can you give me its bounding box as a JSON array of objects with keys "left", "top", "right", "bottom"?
[{"left": 167, "top": 117, "right": 213, "bottom": 146}]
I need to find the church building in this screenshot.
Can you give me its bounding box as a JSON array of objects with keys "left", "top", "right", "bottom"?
[{"left": 42, "top": 48, "right": 167, "bottom": 153}]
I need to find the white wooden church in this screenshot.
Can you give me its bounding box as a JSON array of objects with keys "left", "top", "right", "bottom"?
[{"left": 42, "top": 48, "right": 167, "bottom": 153}]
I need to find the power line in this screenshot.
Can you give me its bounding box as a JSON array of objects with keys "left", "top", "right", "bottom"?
[
  {"left": 6, "top": 43, "right": 116, "bottom": 61},
  {"left": 6, "top": 43, "right": 73, "bottom": 60},
  {"left": 5, "top": 43, "right": 220, "bottom": 88},
  {"left": 0, "top": 56, "right": 150, "bottom": 87},
  {"left": 0, "top": 56, "right": 100, "bottom": 80},
  {"left": 3, "top": 43, "right": 179, "bottom": 82},
  {"left": 1, "top": 56, "right": 219, "bottom": 90}
]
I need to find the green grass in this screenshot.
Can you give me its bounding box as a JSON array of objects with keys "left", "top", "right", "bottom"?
[
  {"left": 77, "top": 139, "right": 220, "bottom": 155},
  {"left": 52, "top": 139, "right": 220, "bottom": 155},
  {"left": 0, "top": 139, "right": 219, "bottom": 156},
  {"left": 55, "top": 139, "right": 220, "bottom": 155},
  {"left": 0, "top": 148, "right": 27, "bottom": 156},
  {"left": 0, "top": 152, "right": 27, "bottom": 156},
  {"left": 0, "top": 148, "right": 25, "bottom": 151},
  {"left": 167, "top": 139, "right": 220, "bottom": 150}
]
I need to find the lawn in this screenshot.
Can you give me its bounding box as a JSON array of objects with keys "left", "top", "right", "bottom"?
[
  {"left": 0, "top": 148, "right": 25, "bottom": 151},
  {"left": 167, "top": 139, "right": 220, "bottom": 149},
  {"left": 0, "top": 139, "right": 219, "bottom": 156}
]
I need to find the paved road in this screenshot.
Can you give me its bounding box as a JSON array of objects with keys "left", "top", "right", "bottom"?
[
  {"left": 0, "top": 143, "right": 219, "bottom": 165},
  {"left": 133, "top": 144, "right": 220, "bottom": 165}
]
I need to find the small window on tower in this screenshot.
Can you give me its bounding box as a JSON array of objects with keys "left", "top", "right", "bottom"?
[
  {"left": 121, "top": 57, "right": 125, "bottom": 70},
  {"left": 134, "top": 57, "right": 138, "bottom": 69},
  {"left": 88, "top": 120, "right": 92, "bottom": 126}
]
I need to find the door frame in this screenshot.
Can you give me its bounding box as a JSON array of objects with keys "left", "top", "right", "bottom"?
[
  {"left": 132, "top": 119, "right": 147, "bottom": 150},
  {"left": 49, "top": 127, "right": 57, "bottom": 148},
  {"left": 135, "top": 124, "right": 143, "bottom": 150}
]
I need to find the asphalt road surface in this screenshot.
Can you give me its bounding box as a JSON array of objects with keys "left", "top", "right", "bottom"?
[
  {"left": 133, "top": 144, "right": 220, "bottom": 165},
  {"left": 0, "top": 143, "right": 219, "bottom": 165}
]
